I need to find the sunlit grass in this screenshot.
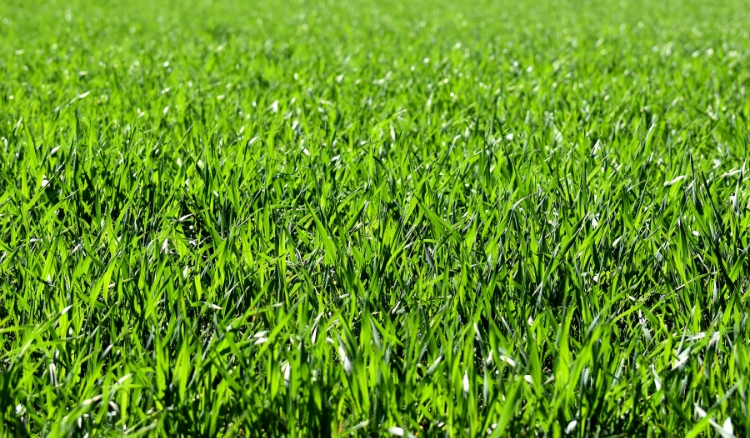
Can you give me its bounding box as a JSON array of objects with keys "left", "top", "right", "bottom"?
[{"left": 1, "top": 0, "right": 750, "bottom": 436}]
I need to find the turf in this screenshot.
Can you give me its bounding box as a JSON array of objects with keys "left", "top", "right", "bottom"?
[{"left": 1, "top": 0, "right": 750, "bottom": 436}]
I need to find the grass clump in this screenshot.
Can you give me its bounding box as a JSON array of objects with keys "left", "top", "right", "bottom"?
[{"left": 1, "top": 0, "right": 750, "bottom": 436}]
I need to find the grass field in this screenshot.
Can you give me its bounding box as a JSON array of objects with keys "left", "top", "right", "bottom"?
[{"left": 1, "top": 0, "right": 750, "bottom": 436}]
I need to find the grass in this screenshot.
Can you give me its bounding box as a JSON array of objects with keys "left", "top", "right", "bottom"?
[{"left": 1, "top": 0, "right": 750, "bottom": 435}]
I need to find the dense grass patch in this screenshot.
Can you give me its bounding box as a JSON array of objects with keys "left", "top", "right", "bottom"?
[{"left": 1, "top": 0, "right": 750, "bottom": 435}]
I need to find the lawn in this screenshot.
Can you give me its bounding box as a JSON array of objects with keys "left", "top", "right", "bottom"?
[{"left": 1, "top": 0, "right": 750, "bottom": 436}]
